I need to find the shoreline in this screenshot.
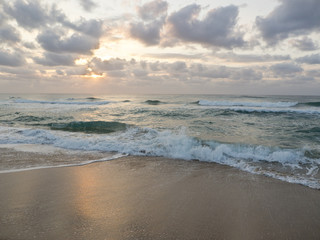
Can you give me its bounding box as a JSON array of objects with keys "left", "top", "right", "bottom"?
[{"left": 1, "top": 155, "right": 320, "bottom": 240}]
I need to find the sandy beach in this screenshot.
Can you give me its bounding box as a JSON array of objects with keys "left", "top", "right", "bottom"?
[{"left": 1, "top": 154, "right": 320, "bottom": 240}]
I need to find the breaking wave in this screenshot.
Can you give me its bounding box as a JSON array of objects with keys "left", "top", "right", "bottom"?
[
  {"left": 14, "top": 99, "right": 113, "bottom": 105},
  {"left": 198, "top": 100, "right": 298, "bottom": 108},
  {"left": 49, "top": 121, "right": 128, "bottom": 134},
  {"left": 1, "top": 125, "right": 319, "bottom": 189}
]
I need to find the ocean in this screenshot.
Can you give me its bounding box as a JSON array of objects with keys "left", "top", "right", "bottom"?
[{"left": 0, "top": 94, "right": 319, "bottom": 189}]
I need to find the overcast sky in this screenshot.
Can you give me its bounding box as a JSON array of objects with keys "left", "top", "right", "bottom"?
[{"left": 0, "top": 0, "right": 319, "bottom": 95}]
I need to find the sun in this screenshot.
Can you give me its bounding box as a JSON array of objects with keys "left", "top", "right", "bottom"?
[{"left": 90, "top": 73, "right": 104, "bottom": 79}]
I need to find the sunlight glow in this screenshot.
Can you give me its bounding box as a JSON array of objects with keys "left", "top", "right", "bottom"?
[{"left": 75, "top": 58, "right": 88, "bottom": 65}]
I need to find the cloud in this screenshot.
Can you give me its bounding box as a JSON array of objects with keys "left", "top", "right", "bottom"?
[
  {"left": 137, "top": 0, "right": 168, "bottom": 20},
  {"left": 291, "top": 37, "right": 318, "bottom": 51},
  {"left": 130, "top": 20, "right": 165, "bottom": 45},
  {"left": 129, "top": 0, "right": 167, "bottom": 46},
  {"left": 33, "top": 52, "right": 75, "bottom": 66},
  {"left": 216, "top": 52, "right": 291, "bottom": 62},
  {"left": 74, "top": 19, "right": 103, "bottom": 38},
  {"left": 189, "top": 64, "right": 262, "bottom": 81},
  {"left": 0, "top": 24, "right": 20, "bottom": 43},
  {"left": 143, "top": 53, "right": 204, "bottom": 60},
  {"left": 0, "top": 49, "right": 26, "bottom": 66},
  {"left": 57, "top": 14, "right": 104, "bottom": 38},
  {"left": 23, "top": 42, "right": 36, "bottom": 49},
  {"left": 256, "top": 0, "right": 320, "bottom": 44},
  {"left": 4, "top": 0, "right": 49, "bottom": 29},
  {"left": 296, "top": 54, "right": 320, "bottom": 64},
  {"left": 37, "top": 29, "right": 99, "bottom": 54},
  {"left": 270, "top": 62, "right": 303, "bottom": 76},
  {"left": 167, "top": 4, "right": 244, "bottom": 48},
  {"left": 4, "top": 0, "right": 103, "bottom": 40},
  {"left": 91, "top": 57, "right": 128, "bottom": 71},
  {"left": 79, "top": 0, "right": 97, "bottom": 12}
]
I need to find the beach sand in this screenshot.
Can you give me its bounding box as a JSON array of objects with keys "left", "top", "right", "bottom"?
[{"left": 1, "top": 153, "right": 320, "bottom": 240}]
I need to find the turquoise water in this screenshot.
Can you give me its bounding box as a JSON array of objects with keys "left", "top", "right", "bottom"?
[{"left": 0, "top": 94, "right": 320, "bottom": 188}]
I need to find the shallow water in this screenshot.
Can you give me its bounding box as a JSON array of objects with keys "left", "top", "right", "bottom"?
[{"left": 0, "top": 94, "right": 319, "bottom": 188}]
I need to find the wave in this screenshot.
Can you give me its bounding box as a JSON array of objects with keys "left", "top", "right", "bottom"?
[
  {"left": 1, "top": 125, "right": 319, "bottom": 189},
  {"left": 49, "top": 121, "right": 128, "bottom": 134},
  {"left": 303, "top": 102, "right": 320, "bottom": 107},
  {"left": 145, "top": 100, "right": 163, "bottom": 105},
  {"left": 86, "top": 97, "right": 101, "bottom": 100},
  {"left": 14, "top": 99, "right": 112, "bottom": 105},
  {"left": 198, "top": 100, "right": 298, "bottom": 108},
  {"left": 14, "top": 116, "right": 50, "bottom": 122},
  {"left": 0, "top": 152, "right": 127, "bottom": 174},
  {"left": 228, "top": 107, "right": 320, "bottom": 115}
]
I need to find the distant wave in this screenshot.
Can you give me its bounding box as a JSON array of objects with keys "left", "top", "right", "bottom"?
[
  {"left": 14, "top": 99, "right": 112, "bottom": 105},
  {"left": 145, "top": 100, "right": 162, "bottom": 105},
  {"left": 86, "top": 97, "right": 101, "bottom": 100},
  {"left": 229, "top": 107, "right": 320, "bottom": 115},
  {"left": 303, "top": 102, "right": 320, "bottom": 107},
  {"left": 49, "top": 121, "right": 128, "bottom": 134},
  {"left": 198, "top": 100, "right": 298, "bottom": 108}
]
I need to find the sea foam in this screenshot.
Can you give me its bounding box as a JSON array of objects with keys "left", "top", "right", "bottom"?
[
  {"left": 198, "top": 100, "right": 298, "bottom": 108},
  {"left": 0, "top": 125, "right": 319, "bottom": 189},
  {"left": 14, "top": 99, "right": 112, "bottom": 105}
]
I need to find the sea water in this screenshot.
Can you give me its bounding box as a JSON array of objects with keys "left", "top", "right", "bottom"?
[{"left": 0, "top": 94, "right": 319, "bottom": 188}]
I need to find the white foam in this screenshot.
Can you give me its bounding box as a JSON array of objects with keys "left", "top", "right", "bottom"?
[
  {"left": 229, "top": 107, "right": 320, "bottom": 115},
  {"left": 14, "top": 99, "right": 112, "bottom": 105},
  {"left": 1, "top": 125, "right": 319, "bottom": 188},
  {"left": 198, "top": 100, "right": 298, "bottom": 108},
  {"left": 0, "top": 153, "right": 127, "bottom": 173}
]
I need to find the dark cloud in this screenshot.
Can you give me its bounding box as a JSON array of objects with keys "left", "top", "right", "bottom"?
[
  {"left": 167, "top": 61, "right": 186, "bottom": 72},
  {"left": 0, "top": 24, "right": 20, "bottom": 42},
  {"left": 138, "top": 0, "right": 168, "bottom": 20},
  {"left": 167, "top": 4, "right": 244, "bottom": 48},
  {"left": 256, "top": 0, "right": 320, "bottom": 44},
  {"left": 0, "top": 49, "right": 26, "bottom": 66},
  {"left": 230, "top": 68, "right": 262, "bottom": 81},
  {"left": 79, "top": 0, "right": 97, "bottom": 12},
  {"left": 130, "top": 20, "right": 164, "bottom": 45},
  {"left": 133, "top": 69, "right": 149, "bottom": 77},
  {"left": 4, "top": 0, "right": 103, "bottom": 40},
  {"left": 92, "top": 57, "right": 128, "bottom": 71},
  {"left": 189, "top": 63, "right": 262, "bottom": 81},
  {"left": 291, "top": 37, "right": 318, "bottom": 51},
  {"left": 4, "top": 0, "right": 49, "bottom": 29},
  {"left": 57, "top": 13, "right": 103, "bottom": 38},
  {"left": 74, "top": 19, "right": 103, "bottom": 38},
  {"left": 143, "top": 53, "right": 204, "bottom": 59},
  {"left": 296, "top": 54, "right": 320, "bottom": 65},
  {"left": 270, "top": 62, "right": 303, "bottom": 76},
  {"left": 190, "top": 64, "right": 230, "bottom": 79},
  {"left": 56, "top": 69, "right": 65, "bottom": 75},
  {"left": 37, "top": 29, "right": 99, "bottom": 54},
  {"left": 129, "top": 0, "right": 167, "bottom": 46},
  {"left": 33, "top": 52, "right": 75, "bottom": 66},
  {"left": 65, "top": 67, "right": 87, "bottom": 76},
  {"left": 23, "top": 42, "right": 36, "bottom": 49},
  {"left": 216, "top": 52, "right": 291, "bottom": 62}
]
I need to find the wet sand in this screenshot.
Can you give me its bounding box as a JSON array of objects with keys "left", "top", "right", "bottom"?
[{"left": 1, "top": 155, "right": 320, "bottom": 240}]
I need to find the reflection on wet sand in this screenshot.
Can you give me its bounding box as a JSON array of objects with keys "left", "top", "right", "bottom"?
[{"left": 1, "top": 155, "right": 320, "bottom": 240}]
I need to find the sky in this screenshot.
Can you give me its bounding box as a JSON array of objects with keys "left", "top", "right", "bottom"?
[{"left": 0, "top": 0, "right": 319, "bottom": 95}]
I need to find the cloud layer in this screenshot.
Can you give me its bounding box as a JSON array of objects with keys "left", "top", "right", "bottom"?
[
  {"left": 0, "top": 0, "right": 319, "bottom": 94},
  {"left": 256, "top": 0, "right": 320, "bottom": 44}
]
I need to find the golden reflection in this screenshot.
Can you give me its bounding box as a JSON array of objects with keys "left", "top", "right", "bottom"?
[{"left": 72, "top": 167, "right": 100, "bottom": 218}]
